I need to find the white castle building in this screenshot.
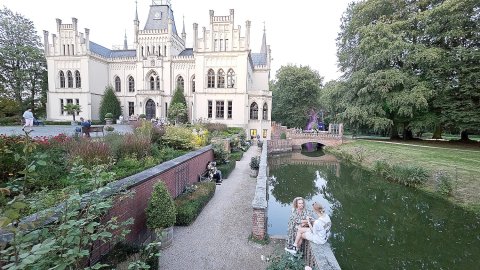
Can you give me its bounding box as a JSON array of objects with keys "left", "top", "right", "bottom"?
[{"left": 44, "top": 0, "right": 272, "bottom": 139}]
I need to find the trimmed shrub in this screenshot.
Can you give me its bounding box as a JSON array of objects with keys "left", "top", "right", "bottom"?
[
  {"left": 99, "top": 86, "right": 122, "bottom": 123},
  {"left": 230, "top": 151, "right": 244, "bottom": 161},
  {"left": 175, "top": 182, "right": 216, "bottom": 226},
  {"left": 162, "top": 126, "right": 195, "bottom": 150},
  {"left": 280, "top": 132, "right": 287, "bottom": 139},
  {"left": 205, "top": 123, "right": 228, "bottom": 133},
  {"left": 146, "top": 181, "right": 176, "bottom": 230},
  {"left": 250, "top": 156, "right": 260, "bottom": 170},
  {"left": 212, "top": 142, "right": 229, "bottom": 164},
  {"left": 434, "top": 171, "right": 453, "bottom": 196},
  {"left": 217, "top": 160, "right": 236, "bottom": 179}
]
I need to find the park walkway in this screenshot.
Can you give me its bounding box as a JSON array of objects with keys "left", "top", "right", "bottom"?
[{"left": 159, "top": 145, "right": 282, "bottom": 270}]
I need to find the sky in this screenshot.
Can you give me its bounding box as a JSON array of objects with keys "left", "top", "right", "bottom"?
[{"left": 2, "top": 0, "right": 352, "bottom": 82}]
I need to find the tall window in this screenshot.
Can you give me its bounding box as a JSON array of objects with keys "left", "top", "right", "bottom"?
[
  {"left": 156, "top": 76, "right": 160, "bottom": 90},
  {"left": 129, "top": 102, "right": 134, "bottom": 116},
  {"left": 207, "top": 100, "right": 212, "bottom": 118},
  {"left": 128, "top": 76, "right": 135, "bottom": 92},
  {"left": 59, "top": 71, "right": 65, "bottom": 88},
  {"left": 115, "top": 76, "right": 121, "bottom": 92},
  {"left": 250, "top": 129, "right": 257, "bottom": 139},
  {"left": 177, "top": 76, "right": 184, "bottom": 89},
  {"left": 191, "top": 75, "right": 195, "bottom": 92},
  {"left": 67, "top": 71, "right": 73, "bottom": 88},
  {"left": 217, "top": 69, "right": 225, "bottom": 88},
  {"left": 227, "top": 101, "right": 232, "bottom": 119},
  {"left": 263, "top": 103, "right": 268, "bottom": 120},
  {"left": 250, "top": 102, "right": 259, "bottom": 120},
  {"left": 75, "top": 70, "right": 81, "bottom": 88},
  {"left": 220, "top": 39, "right": 224, "bottom": 51},
  {"left": 227, "top": 69, "right": 235, "bottom": 88},
  {"left": 75, "top": 99, "right": 80, "bottom": 116},
  {"left": 60, "top": 99, "right": 64, "bottom": 114},
  {"left": 207, "top": 69, "right": 215, "bottom": 88},
  {"left": 216, "top": 101, "right": 224, "bottom": 118},
  {"left": 150, "top": 76, "right": 155, "bottom": 90},
  {"left": 263, "top": 129, "right": 268, "bottom": 138}
]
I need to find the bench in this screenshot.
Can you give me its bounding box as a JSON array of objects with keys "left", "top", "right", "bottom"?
[
  {"left": 81, "top": 125, "right": 104, "bottom": 137},
  {"left": 199, "top": 169, "right": 212, "bottom": 182}
]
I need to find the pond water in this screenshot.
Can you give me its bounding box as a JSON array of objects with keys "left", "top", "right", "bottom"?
[{"left": 267, "top": 150, "right": 480, "bottom": 269}]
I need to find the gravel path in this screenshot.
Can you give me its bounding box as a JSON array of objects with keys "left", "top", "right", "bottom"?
[{"left": 159, "top": 145, "right": 283, "bottom": 270}]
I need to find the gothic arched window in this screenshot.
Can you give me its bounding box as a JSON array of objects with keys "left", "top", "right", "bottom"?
[
  {"left": 217, "top": 69, "right": 225, "bottom": 88},
  {"left": 207, "top": 69, "right": 215, "bottom": 88},
  {"left": 263, "top": 103, "right": 268, "bottom": 120},
  {"left": 67, "top": 71, "right": 73, "bottom": 88},
  {"left": 250, "top": 102, "right": 258, "bottom": 120},
  {"left": 150, "top": 76, "right": 155, "bottom": 90},
  {"left": 75, "top": 70, "right": 81, "bottom": 88},
  {"left": 177, "top": 76, "right": 184, "bottom": 90},
  {"left": 191, "top": 75, "right": 196, "bottom": 93},
  {"left": 227, "top": 69, "right": 235, "bottom": 88},
  {"left": 114, "top": 76, "right": 121, "bottom": 92},
  {"left": 156, "top": 76, "right": 160, "bottom": 90},
  {"left": 128, "top": 76, "right": 135, "bottom": 92},
  {"left": 59, "top": 71, "right": 65, "bottom": 88}
]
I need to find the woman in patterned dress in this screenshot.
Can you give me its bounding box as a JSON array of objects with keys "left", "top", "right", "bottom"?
[{"left": 286, "top": 197, "right": 312, "bottom": 248}]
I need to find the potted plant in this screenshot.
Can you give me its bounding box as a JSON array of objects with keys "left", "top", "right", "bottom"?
[
  {"left": 105, "top": 125, "right": 115, "bottom": 133},
  {"left": 146, "top": 181, "right": 176, "bottom": 249},
  {"left": 249, "top": 156, "right": 260, "bottom": 178},
  {"left": 104, "top": 112, "right": 113, "bottom": 125}
]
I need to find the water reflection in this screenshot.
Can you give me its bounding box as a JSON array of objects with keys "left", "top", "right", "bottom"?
[{"left": 268, "top": 151, "right": 480, "bottom": 269}]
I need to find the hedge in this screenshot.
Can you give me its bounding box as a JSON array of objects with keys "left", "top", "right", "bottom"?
[
  {"left": 230, "top": 151, "right": 244, "bottom": 161},
  {"left": 217, "top": 160, "right": 236, "bottom": 179},
  {"left": 175, "top": 182, "right": 216, "bottom": 226}
]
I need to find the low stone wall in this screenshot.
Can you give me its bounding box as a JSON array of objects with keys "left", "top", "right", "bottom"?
[
  {"left": 267, "top": 139, "right": 292, "bottom": 154},
  {"left": 0, "top": 145, "right": 214, "bottom": 265},
  {"left": 251, "top": 144, "right": 268, "bottom": 240},
  {"left": 305, "top": 241, "right": 341, "bottom": 270}
]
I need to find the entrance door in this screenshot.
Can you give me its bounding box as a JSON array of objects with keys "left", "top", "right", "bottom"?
[{"left": 145, "top": 99, "right": 156, "bottom": 120}]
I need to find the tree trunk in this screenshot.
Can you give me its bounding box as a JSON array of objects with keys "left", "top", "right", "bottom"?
[
  {"left": 460, "top": 130, "right": 469, "bottom": 141},
  {"left": 390, "top": 123, "right": 400, "bottom": 139},
  {"left": 432, "top": 125, "right": 443, "bottom": 139}
]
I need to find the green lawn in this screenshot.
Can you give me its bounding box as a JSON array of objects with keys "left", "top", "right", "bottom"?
[{"left": 328, "top": 139, "right": 480, "bottom": 212}]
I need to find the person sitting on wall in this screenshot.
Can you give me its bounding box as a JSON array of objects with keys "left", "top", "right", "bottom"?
[
  {"left": 80, "top": 117, "right": 91, "bottom": 137},
  {"left": 285, "top": 202, "right": 331, "bottom": 255},
  {"left": 207, "top": 161, "right": 223, "bottom": 184}
]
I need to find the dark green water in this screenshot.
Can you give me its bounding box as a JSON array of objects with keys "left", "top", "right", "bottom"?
[{"left": 267, "top": 151, "right": 480, "bottom": 270}]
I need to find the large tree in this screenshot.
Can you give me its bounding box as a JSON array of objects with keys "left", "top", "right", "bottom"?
[
  {"left": 335, "top": 0, "right": 479, "bottom": 139},
  {"left": 0, "top": 7, "right": 47, "bottom": 116},
  {"left": 271, "top": 65, "right": 323, "bottom": 128}
]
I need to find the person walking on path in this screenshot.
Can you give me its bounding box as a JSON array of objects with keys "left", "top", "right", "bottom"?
[{"left": 22, "top": 108, "right": 34, "bottom": 130}]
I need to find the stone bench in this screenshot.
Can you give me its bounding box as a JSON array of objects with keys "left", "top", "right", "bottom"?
[{"left": 81, "top": 125, "right": 104, "bottom": 137}]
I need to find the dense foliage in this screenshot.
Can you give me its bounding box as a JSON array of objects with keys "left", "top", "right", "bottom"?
[
  {"left": 146, "top": 181, "right": 176, "bottom": 229},
  {"left": 327, "top": 0, "right": 480, "bottom": 139},
  {"left": 271, "top": 65, "right": 324, "bottom": 128},
  {"left": 168, "top": 86, "right": 188, "bottom": 124},
  {"left": 99, "top": 86, "right": 122, "bottom": 123},
  {"left": 175, "top": 182, "right": 216, "bottom": 226},
  {"left": 0, "top": 7, "right": 47, "bottom": 118}
]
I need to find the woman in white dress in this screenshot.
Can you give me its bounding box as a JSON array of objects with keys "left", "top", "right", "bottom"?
[{"left": 285, "top": 202, "right": 331, "bottom": 254}]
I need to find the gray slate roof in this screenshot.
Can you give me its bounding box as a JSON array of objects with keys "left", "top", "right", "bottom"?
[
  {"left": 144, "top": 5, "right": 178, "bottom": 35},
  {"left": 90, "top": 41, "right": 136, "bottom": 58},
  {"left": 251, "top": 53, "right": 267, "bottom": 66},
  {"left": 179, "top": 48, "right": 193, "bottom": 56}
]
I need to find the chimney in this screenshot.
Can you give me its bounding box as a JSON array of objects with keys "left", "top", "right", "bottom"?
[
  {"left": 85, "top": 28, "right": 90, "bottom": 51},
  {"left": 193, "top": 23, "right": 198, "bottom": 52},
  {"left": 245, "top": 20, "right": 251, "bottom": 50},
  {"left": 72, "top": 17, "right": 78, "bottom": 34}
]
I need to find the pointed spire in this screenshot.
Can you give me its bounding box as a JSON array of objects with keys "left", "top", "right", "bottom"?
[
  {"left": 124, "top": 30, "right": 128, "bottom": 50},
  {"left": 182, "top": 15, "right": 185, "bottom": 34},
  {"left": 260, "top": 21, "right": 267, "bottom": 54},
  {"left": 135, "top": 0, "right": 139, "bottom": 22}
]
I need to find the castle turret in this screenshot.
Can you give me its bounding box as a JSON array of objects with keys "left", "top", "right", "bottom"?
[
  {"left": 181, "top": 16, "right": 186, "bottom": 42},
  {"left": 193, "top": 23, "right": 198, "bottom": 52},
  {"left": 134, "top": 1, "right": 139, "bottom": 45},
  {"left": 245, "top": 20, "right": 251, "bottom": 50},
  {"left": 43, "top": 30, "right": 49, "bottom": 56}
]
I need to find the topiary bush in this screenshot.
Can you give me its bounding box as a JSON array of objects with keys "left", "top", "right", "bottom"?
[
  {"left": 230, "top": 151, "right": 244, "bottom": 161},
  {"left": 162, "top": 126, "right": 195, "bottom": 150},
  {"left": 250, "top": 156, "right": 260, "bottom": 170},
  {"left": 146, "top": 181, "right": 176, "bottom": 230},
  {"left": 99, "top": 86, "right": 122, "bottom": 123},
  {"left": 175, "top": 182, "right": 215, "bottom": 226},
  {"left": 280, "top": 132, "right": 287, "bottom": 139}
]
